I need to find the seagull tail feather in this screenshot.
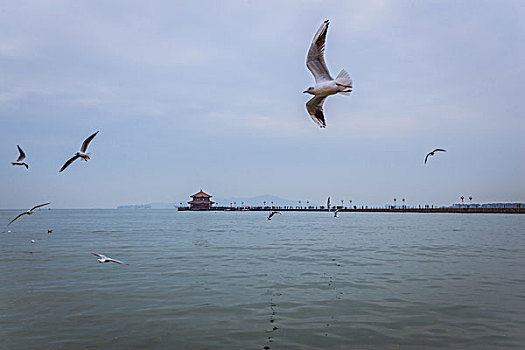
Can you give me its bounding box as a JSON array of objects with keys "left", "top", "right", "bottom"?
[{"left": 335, "top": 69, "right": 353, "bottom": 88}]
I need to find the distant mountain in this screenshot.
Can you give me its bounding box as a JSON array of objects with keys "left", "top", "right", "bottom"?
[{"left": 213, "top": 195, "right": 298, "bottom": 207}]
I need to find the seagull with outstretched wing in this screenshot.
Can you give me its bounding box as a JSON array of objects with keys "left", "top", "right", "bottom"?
[
  {"left": 11, "top": 145, "right": 29, "bottom": 169},
  {"left": 92, "top": 253, "right": 127, "bottom": 265},
  {"left": 59, "top": 131, "right": 99, "bottom": 172},
  {"left": 8, "top": 202, "right": 51, "bottom": 226},
  {"left": 267, "top": 211, "right": 282, "bottom": 220},
  {"left": 304, "top": 20, "right": 353, "bottom": 128},
  {"left": 425, "top": 148, "right": 447, "bottom": 164}
]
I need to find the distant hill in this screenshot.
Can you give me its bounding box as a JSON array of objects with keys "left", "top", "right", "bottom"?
[
  {"left": 117, "top": 202, "right": 175, "bottom": 209},
  {"left": 117, "top": 204, "right": 152, "bottom": 209}
]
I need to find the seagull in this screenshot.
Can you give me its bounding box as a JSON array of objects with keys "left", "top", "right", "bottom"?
[
  {"left": 59, "top": 131, "right": 99, "bottom": 172},
  {"left": 8, "top": 202, "right": 51, "bottom": 226},
  {"left": 11, "top": 145, "right": 29, "bottom": 169},
  {"left": 92, "top": 253, "right": 127, "bottom": 265},
  {"left": 304, "top": 20, "right": 353, "bottom": 128},
  {"left": 424, "top": 148, "right": 447, "bottom": 164},
  {"left": 267, "top": 211, "right": 281, "bottom": 220},
  {"left": 47, "top": 229, "right": 53, "bottom": 234},
  {"left": 30, "top": 240, "right": 35, "bottom": 243}
]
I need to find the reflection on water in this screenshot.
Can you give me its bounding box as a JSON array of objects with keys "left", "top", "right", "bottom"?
[{"left": 1, "top": 210, "right": 524, "bottom": 349}]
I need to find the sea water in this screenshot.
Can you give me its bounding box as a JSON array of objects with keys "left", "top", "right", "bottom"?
[{"left": 1, "top": 210, "right": 524, "bottom": 349}]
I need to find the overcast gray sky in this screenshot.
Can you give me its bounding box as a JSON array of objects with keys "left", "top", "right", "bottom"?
[{"left": 1, "top": 0, "right": 524, "bottom": 209}]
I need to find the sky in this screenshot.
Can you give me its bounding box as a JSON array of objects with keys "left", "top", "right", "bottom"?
[{"left": 1, "top": 0, "right": 524, "bottom": 209}]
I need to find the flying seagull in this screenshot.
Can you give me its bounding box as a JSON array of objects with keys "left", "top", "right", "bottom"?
[
  {"left": 11, "top": 145, "right": 29, "bottom": 169},
  {"left": 92, "top": 253, "right": 127, "bottom": 265},
  {"left": 424, "top": 148, "right": 446, "bottom": 164},
  {"left": 304, "top": 20, "right": 353, "bottom": 128},
  {"left": 267, "top": 211, "right": 282, "bottom": 220},
  {"left": 8, "top": 202, "right": 51, "bottom": 226},
  {"left": 59, "top": 131, "right": 99, "bottom": 172}
]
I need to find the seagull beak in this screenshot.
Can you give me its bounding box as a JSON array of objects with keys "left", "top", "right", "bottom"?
[{"left": 303, "top": 90, "right": 308, "bottom": 93}]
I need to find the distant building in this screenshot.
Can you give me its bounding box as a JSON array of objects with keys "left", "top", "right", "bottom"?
[
  {"left": 451, "top": 202, "right": 523, "bottom": 209},
  {"left": 188, "top": 189, "right": 215, "bottom": 210},
  {"left": 480, "top": 202, "right": 523, "bottom": 209}
]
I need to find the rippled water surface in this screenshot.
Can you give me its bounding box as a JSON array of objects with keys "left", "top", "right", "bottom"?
[{"left": 1, "top": 210, "right": 524, "bottom": 349}]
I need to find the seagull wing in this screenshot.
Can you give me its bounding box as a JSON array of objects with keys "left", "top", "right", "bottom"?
[
  {"left": 433, "top": 148, "right": 446, "bottom": 152},
  {"left": 59, "top": 155, "right": 80, "bottom": 172},
  {"left": 8, "top": 212, "right": 28, "bottom": 226},
  {"left": 306, "top": 20, "right": 333, "bottom": 83},
  {"left": 108, "top": 258, "right": 126, "bottom": 265},
  {"left": 424, "top": 153, "right": 430, "bottom": 164},
  {"left": 30, "top": 202, "right": 51, "bottom": 211},
  {"left": 81, "top": 131, "right": 99, "bottom": 153},
  {"left": 92, "top": 253, "right": 106, "bottom": 259},
  {"left": 268, "top": 212, "right": 275, "bottom": 219},
  {"left": 16, "top": 145, "right": 26, "bottom": 162},
  {"left": 306, "top": 96, "right": 328, "bottom": 128}
]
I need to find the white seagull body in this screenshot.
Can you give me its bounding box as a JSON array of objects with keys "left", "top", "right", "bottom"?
[
  {"left": 59, "top": 131, "right": 99, "bottom": 172},
  {"left": 92, "top": 253, "right": 127, "bottom": 265},
  {"left": 11, "top": 145, "right": 29, "bottom": 169},
  {"left": 304, "top": 20, "right": 353, "bottom": 128},
  {"left": 8, "top": 202, "right": 51, "bottom": 226}
]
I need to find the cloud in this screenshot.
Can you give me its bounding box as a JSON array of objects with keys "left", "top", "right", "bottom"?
[{"left": 0, "top": 0, "right": 524, "bottom": 208}]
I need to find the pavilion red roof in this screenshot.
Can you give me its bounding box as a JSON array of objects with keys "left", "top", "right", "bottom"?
[{"left": 191, "top": 189, "right": 212, "bottom": 198}]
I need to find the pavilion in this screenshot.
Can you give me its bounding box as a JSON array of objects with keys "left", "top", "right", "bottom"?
[{"left": 188, "top": 189, "right": 215, "bottom": 210}]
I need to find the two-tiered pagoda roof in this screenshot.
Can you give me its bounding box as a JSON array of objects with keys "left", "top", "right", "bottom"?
[{"left": 188, "top": 189, "right": 215, "bottom": 205}]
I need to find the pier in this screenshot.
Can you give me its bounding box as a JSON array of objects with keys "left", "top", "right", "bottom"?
[
  {"left": 178, "top": 207, "right": 525, "bottom": 214},
  {"left": 178, "top": 190, "right": 524, "bottom": 214}
]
